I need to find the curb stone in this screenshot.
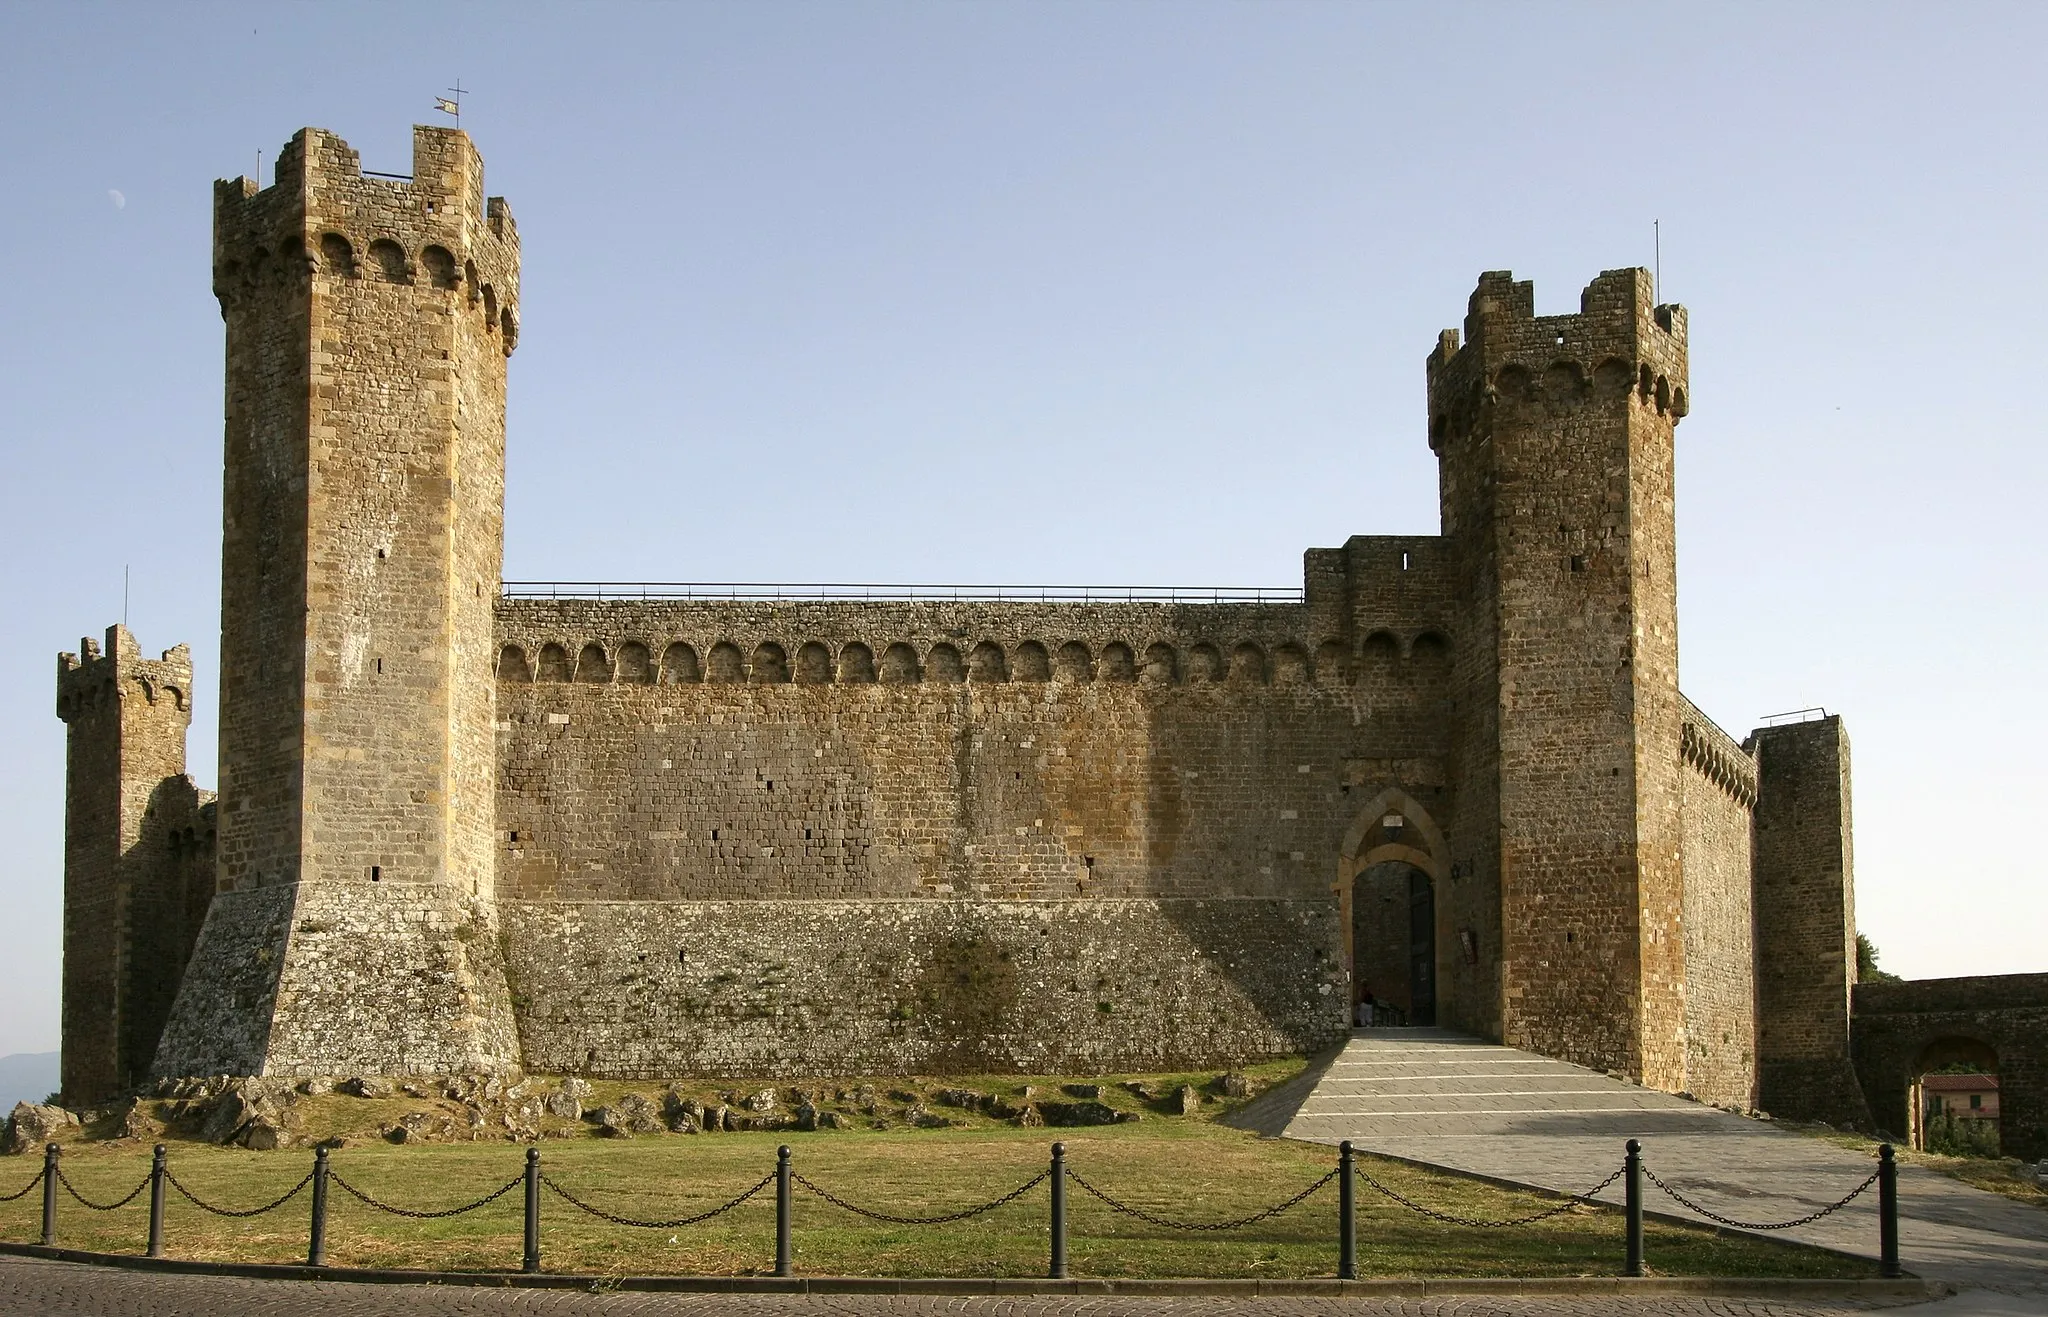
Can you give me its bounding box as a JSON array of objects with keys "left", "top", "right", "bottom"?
[{"left": 0, "top": 1242, "right": 1950, "bottom": 1300}]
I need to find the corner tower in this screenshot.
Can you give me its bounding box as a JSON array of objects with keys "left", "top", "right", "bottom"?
[
  {"left": 155, "top": 126, "right": 520, "bottom": 1078},
  {"left": 1429, "top": 269, "right": 1690, "bottom": 1089},
  {"left": 56, "top": 627, "right": 214, "bottom": 1101}
]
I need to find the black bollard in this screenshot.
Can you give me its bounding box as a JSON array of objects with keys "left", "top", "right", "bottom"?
[
  {"left": 1049, "top": 1142, "right": 1068, "bottom": 1280},
  {"left": 40, "top": 1143, "right": 58, "bottom": 1248},
  {"left": 1338, "top": 1140, "right": 1356, "bottom": 1280},
  {"left": 1623, "top": 1139, "right": 1643, "bottom": 1278},
  {"left": 1878, "top": 1144, "right": 1900, "bottom": 1279},
  {"left": 307, "top": 1146, "right": 330, "bottom": 1267},
  {"left": 775, "top": 1145, "right": 793, "bottom": 1278},
  {"left": 522, "top": 1148, "right": 541, "bottom": 1274},
  {"left": 147, "top": 1144, "right": 167, "bottom": 1259}
]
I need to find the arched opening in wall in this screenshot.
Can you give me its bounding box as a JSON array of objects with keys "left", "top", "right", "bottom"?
[
  {"left": 1187, "top": 643, "right": 1224, "bottom": 683},
  {"left": 615, "top": 642, "right": 655, "bottom": 684},
  {"left": 659, "top": 643, "right": 701, "bottom": 684},
  {"left": 1340, "top": 789, "right": 1450, "bottom": 1031},
  {"left": 1351, "top": 861, "right": 1436, "bottom": 1028},
  {"left": 368, "top": 238, "right": 410, "bottom": 283},
  {"left": 927, "top": 643, "right": 965, "bottom": 683},
  {"left": 840, "top": 642, "right": 878, "bottom": 684},
  {"left": 319, "top": 232, "right": 355, "bottom": 277},
  {"left": 1230, "top": 642, "right": 1268, "bottom": 683},
  {"left": 1099, "top": 642, "right": 1136, "bottom": 682},
  {"left": 1141, "top": 643, "right": 1178, "bottom": 684},
  {"left": 1315, "top": 640, "right": 1350, "bottom": 685},
  {"left": 751, "top": 642, "right": 791, "bottom": 684},
  {"left": 879, "top": 643, "right": 920, "bottom": 685},
  {"left": 536, "top": 644, "right": 572, "bottom": 682},
  {"left": 1909, "top": 1036, "right": 2001, "bottom": 1157},
  {"left": 1055, "top": 641, "right": 1093, "bottom": 683},
  {"left": 968, "top": 642, "right": 1008, "bottom": 683},
  {"left": 574, "top": 643, "right": 612, "bottom": 683},
  {"left": 1360, "top": 631, "right": 1399, "bottom": 686},
  {"left": 421, "top": 245, "right": 458, "bottom": 289},
  {"left": 794, "top": 642, "right": 833, "bottom": 685},
  {"left": 1014, "top": 641, "right": 1051, "bottom": 682},
  {"left": 1409, "top": 632, "right": 1451, "bottom": 697},
  {"left": 1272, "top": 643, "right": 1309, "bottom": 685},
  {"left": 707, "top": 642, "right": 746, "bottom": 684},
  {"left": 496, "top": 645, "right": 533, "bottom": 683}
]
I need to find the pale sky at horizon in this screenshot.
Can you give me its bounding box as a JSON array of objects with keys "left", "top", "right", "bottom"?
[{"left": 1, "top": 2, "right": 2042, "bottom": 1056}]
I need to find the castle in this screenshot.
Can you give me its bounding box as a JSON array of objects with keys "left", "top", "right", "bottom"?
[{"left": 53, "top": 124, "right": 1874, "bottom": 1129}]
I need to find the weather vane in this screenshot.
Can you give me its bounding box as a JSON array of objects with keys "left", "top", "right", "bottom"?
[{"left": 434, "top": 80, "right": 465, "bottom": 128}]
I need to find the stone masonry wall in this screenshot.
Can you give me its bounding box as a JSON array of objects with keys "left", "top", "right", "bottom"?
[
  {"left": 504, "top": 898, "right": 1343, "bottom": 1077},
  {"left": 1851, "top": 974, "right": 2048, "bottom": 1162},
  {"left": 490, "top": 594, "right": 1456, "bottom": 1072},
  {"left": 1678, "top": 697, "right": 1758, "bottom": 1109},
  {"left": 495, "top": 599, "right": 1452, "bottom": 903},
  {"left": 1751, "top": 716, "right": 1870, "bottom": 1127}
]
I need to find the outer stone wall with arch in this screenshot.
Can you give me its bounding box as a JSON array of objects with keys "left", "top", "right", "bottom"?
[{"left": 1851, "top": 973, "right": 2048, "bottom": 1161}]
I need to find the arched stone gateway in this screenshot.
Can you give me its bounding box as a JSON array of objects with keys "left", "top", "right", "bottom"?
[
  {"left": 1852, "top": 974, "right": 2048, "bottom": 1160},
  {"left": 1337, "top": 789, "right": 1450, "bottom": 1029}
]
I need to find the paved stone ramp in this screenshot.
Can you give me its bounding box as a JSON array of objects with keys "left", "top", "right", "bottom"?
[{"left": 1235, "top": 1030, "right": 2048, "bottom": 1299}]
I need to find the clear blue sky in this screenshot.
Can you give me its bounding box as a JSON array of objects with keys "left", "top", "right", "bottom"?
[{"left": 2, "top": 3, "right": 2041, "bottom": 1056}]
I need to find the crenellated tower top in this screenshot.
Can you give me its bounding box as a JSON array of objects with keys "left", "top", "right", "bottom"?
[
  {"left": 212, "top": 125, "right": 519, "bottom": 352},
  {"left": 1426, "top": 268, "right": 1684, "bottom": 454}
]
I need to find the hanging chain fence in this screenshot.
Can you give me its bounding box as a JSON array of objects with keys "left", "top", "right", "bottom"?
[
  {"left": 54, "top": 1166, "right": 152, "bottom": 1212},
  {"left": 793, "top": 1169, "right": 1050, "bottom": 1225},
  {"left": 542, "top": 1172, "right": 776, "bottom": 1230},
  {"left": 165, "top": 1168, "right": 315, "bottom": 1218},
  {"left": 1354, "top": 1165, "right": 1625, "bottom": 1229},
  {"left": 330, "top": 1171, "right": 524, "bottom": 1220},
  {"left": 1642, "top": 1163, "right": 1879, "bottom": 1232},
  {"left": 0, "top": 1168, "right": 47, "bottom": 1203},
  {"left": 1067, "top": 1166, "right": 1339, "bottom": 1232}
]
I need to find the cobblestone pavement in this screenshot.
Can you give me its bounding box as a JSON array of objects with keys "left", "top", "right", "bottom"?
[
  {"left": 0, "top": 1256, "right": 1935, "bottom": 1317},
  {"left": 1242, "top": 1031, "right": 2048, "bottom": 1298}
]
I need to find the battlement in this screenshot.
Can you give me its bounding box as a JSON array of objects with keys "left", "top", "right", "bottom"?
[
  {"left": 212, "top": 125, "right": 519, "bottom": 350},
  {"left": 1425, "top": 269, "right": 1687, "bottom": 451},
  {"left": 56, "top": 625, "right": 193, "bottom": 723}
]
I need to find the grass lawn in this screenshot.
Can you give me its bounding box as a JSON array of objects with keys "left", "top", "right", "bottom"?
[{"left": 1, "top": 1119, "right": 1875, "bottom": 1280}]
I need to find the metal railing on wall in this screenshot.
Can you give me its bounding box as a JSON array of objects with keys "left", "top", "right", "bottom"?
[
  {"left": 499, "top": 582, "right": 1304, "bottom": 604},
  {"left": 5, "top": 1138, "right": 1902, "bottom": 1281}
]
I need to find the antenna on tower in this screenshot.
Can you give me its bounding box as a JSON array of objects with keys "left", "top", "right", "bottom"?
[
  {"left": 434, "top": 80, "right": 466, "bottom": 128},
  {"left": 1654, "top": 219, "right": 1661, "bottom": 299}
]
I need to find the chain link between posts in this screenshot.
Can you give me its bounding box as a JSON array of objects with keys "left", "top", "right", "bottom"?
[
  {"left": 165, "top": 1168, "right": 315, "bottom": 1218},
  {"left": 1355, "top": 1165, "right": 1625, "bottom": 1228},
  {"left": 542, "top": 1172, "right": 776, "bottom": 1229},
  {"left": 1643, "top": 1163, "right": 1879, "bottom": 1231},
  {"left": 1067, "top": 1166, "right": 1339, "bottom": 1232},
  {"left": 0, "top": 1168, "right": 46, "bottom": 1203},
  {"left": 793, "top": 1169, "right": 1050, "bottom": 1224},
  {"left": 329, "top": 1171, "right": 524, "bottom": 1219},
  {"left": 54, "top": 1166, "right": 152, "bottom": 1212}
]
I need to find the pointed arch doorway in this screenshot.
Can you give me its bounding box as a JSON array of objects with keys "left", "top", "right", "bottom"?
[{"left": 1338, "top": 788, "right": 1449, "bottom": 1028}]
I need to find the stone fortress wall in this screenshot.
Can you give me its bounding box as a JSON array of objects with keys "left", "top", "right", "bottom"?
[
  {"left": 58, "top": 122, "right": 1981, "bottom": 1136},
  {"left": 489, "top": 590, "right": 1451, "bottom": 1074}
]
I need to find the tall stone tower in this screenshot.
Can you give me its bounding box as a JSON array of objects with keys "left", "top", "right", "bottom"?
[
  {"left": 56, "top": 627, "right": 214, "bottom": 1101},
  {"left": 155, "top": 126, "right": 520, "bottom": 1078},
  {"left": 1429, "top": 269, "right": 1691, "bottom": 1088}
]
